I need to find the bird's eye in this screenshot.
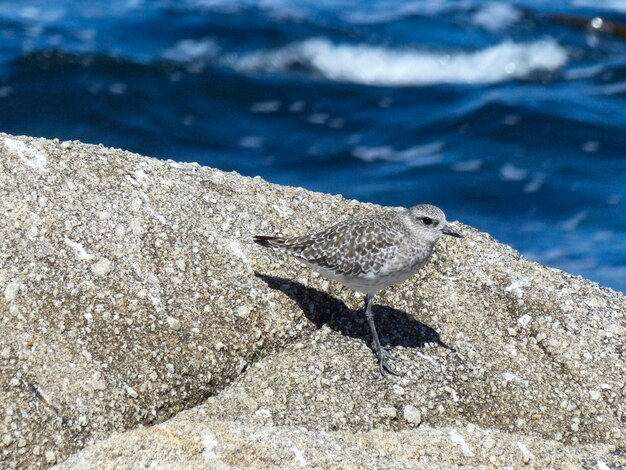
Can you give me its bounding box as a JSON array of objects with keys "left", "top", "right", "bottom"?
[{"left": 421, "top": 217, "right": 433, "bottom": 225}]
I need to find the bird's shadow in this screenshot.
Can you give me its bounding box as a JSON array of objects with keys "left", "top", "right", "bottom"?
[{"left": 255, "top": 272, "right": 453, "bottom": 352}]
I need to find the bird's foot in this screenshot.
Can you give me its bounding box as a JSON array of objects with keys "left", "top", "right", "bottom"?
[
  {"left": 377, "top": 347, "right": 403, "bottom": 378},
  {"left": 381, "top": 347, "right": 401, "bottom": 362},
  {"left": 370, "top": 341, "right": 400, "bottom": 361}
]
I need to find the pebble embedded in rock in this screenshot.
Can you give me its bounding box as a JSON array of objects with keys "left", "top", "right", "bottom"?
[
  {"left": 482, "top": 436, "right": 496, "bottom": 450},
  {"left": 45, "top": 450, "right": 56, "bottom": 464},
  {"left": 4, "top": 281, "right": 21, "bottom": 302},
  {"left": 255, "top": 408, "right": 272, "bottom": 419},
  {"left": 166, "top": 316, "right": 181, "bottom": 331},
  {"left": 236, "top": 305, "right": 250, "bottom": 318},
  {"left": 91, "top": 258, "right": 112, "bottom": 276},
  {"left": 124, "top": 384, "right": 139, "bottom": 399},
  {"left": 403, "top": 405, "right": 422, "bottom": 425},
  {"left": 380, "top": 407, "right": 397, "bottom": 419}
]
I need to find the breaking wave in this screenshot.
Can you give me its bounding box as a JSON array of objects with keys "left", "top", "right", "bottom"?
[{"left": 228, "top": 38, "right": 568, "bottom": 86}]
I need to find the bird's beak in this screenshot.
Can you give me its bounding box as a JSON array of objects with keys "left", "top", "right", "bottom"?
[{"left": 442, "top": 224, "right": 464, "bottom": 238}]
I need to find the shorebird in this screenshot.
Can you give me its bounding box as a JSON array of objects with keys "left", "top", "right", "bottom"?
[{"left": 253, "top": 204, "right": 463, "bottom": 377}]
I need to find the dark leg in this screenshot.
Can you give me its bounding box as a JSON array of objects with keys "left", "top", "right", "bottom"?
[{"left": 364, "top": 293, "right": 402, "bottom": 377}]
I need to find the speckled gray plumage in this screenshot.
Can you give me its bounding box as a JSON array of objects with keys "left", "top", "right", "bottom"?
[{"left": 254, "top": 204, "right": 452, "bottom": 294}]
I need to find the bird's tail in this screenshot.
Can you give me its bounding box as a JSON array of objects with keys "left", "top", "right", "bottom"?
[{"left": 253, "top": 235, "right": 287, "bottom": 249}]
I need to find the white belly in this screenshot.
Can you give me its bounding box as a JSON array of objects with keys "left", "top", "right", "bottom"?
[{"left": 300, "top": 259, "right": 426, "bottom": 294}]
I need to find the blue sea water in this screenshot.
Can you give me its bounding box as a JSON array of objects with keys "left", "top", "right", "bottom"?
[{"left": 0, "top": 0, "right": 625, "bottom": 292}]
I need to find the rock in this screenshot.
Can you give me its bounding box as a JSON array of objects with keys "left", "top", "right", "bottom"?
[
  {"left": 236, "top": 305, "right": 250, "bottom": 318},
  {"left": 166, "top": 316, "right": 181, "bottom": 331},
  {"left": 379, "top": 406, "right": 397, "bottom": 419},
  {"left": 45, "top": 450, "right": 56, "bottom": 465},
  {"left": 90, "top": 258, "right": 112, "bottom": 276},
  {"left": 4, "top": 281, "right": 21, "bottom": 302},
  {"left": 0, "top": 134, "right": 623, "bottom": 469},
  {"left": 403, "top": 405, "right": 422, "bottom": 425},
  {"left": 481, "top": 435, "right": 496, "bottom": 450},
  {"left": 54, "top": 421, "right": 618, "bottom": 470}
]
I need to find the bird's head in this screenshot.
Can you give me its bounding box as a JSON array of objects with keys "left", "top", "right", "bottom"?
[{"left": 403, "top": 204, "right": 463, "bottom": 243}]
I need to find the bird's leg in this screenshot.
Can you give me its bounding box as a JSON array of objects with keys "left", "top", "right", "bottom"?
[
  {"left": 364, "top": 293, "right": 402, "bottom": 377},
  {"left": 364, "top": 294, "right": 399, "bottom": 360}
]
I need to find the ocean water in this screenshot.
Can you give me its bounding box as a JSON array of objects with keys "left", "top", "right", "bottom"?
[{"left": 0, "top": 0, "right": 625, "bottom": 292}]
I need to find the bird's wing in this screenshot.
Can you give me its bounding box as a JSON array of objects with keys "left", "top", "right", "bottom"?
[{"left": 281, "top": 214, "right": 403, "bottom": 277}]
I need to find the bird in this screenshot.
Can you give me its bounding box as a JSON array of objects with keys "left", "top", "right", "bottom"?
[{"left": 253, "top": 204, "right": 463, "bottom": 377}]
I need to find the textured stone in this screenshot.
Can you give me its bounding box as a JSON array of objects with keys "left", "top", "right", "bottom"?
[
  {"left": 403, "top": 405, "right": 422, "bottom": 425},
  {"left": 0, "top": 134, "right": 623, "bottom": 469},
  {"left": 55, "top": 420, "right": 619, "bottom": 470}
]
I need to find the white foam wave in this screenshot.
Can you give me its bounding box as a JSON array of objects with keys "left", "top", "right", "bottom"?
[
  {"left": 471, "top": 3, "right": 521, "bottom": 32},
  {"left": 342, "top": 3, "right": 429, "bottom": 25},
  {"left": 523, "top": 174, "right": 544, "bottom": 193},
  {"left": 11, "top": 5, "right": 65, "bottom": 22},
  {"left": 250, "top": 100, "right": 281, "bottom": 113},
  {"left": 564, "top": 64, "right": 604, "bottom": 80},
  {"left": 452, "top": 159, "right": 483, "bottom": 172},
  {"left": 500, "top": 163, "right": 527, "bottom": 181},
  {"left": 352, "top": 142, "right": 443, "bottom": 166},
  {"left": 162, "top": 38, "right": 219, "bottom": 62},
  {"left": 573, "top": 0, "right": 626, "bottom": 13},
  {"left": 560, "top": 211, "right": 589, "bottom": 231},
  {"left": 588, "top": 80, "right": 626, "bottom": 96},
  {"left": 229, "top": 38, "right": 568, "bottom": 86}
]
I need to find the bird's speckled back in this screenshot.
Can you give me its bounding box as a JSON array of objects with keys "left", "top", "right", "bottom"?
[{"left": 282, "top": 211, "right": 406, "bottom": 277}]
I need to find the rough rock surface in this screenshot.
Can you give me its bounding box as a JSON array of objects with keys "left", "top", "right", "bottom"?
[{"left": 0, "top": 134, "right": 623, "bottom": 469}]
